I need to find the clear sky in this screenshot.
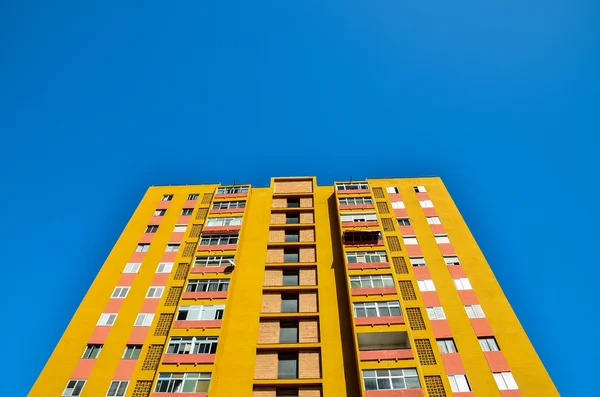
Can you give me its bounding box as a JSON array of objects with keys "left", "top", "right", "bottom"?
[{"left": 1, "top": 1, "right": 598, "bottom": 395}]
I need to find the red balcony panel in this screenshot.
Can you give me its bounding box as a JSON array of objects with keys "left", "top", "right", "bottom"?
[
  {"left": 458, "top": 290, "right": 479, "bottom": 306},
  {"left": 500, "top": 391, "right": 523, "bottom": 397},
  {"left": 139, "top": 233, "right": 155, "bottom": 244},
  {"left": 148, "top": 216, "right": 163, "bottom": 225},
  {"left": 422, "top": 208, "right": 437, "bottom": 217},
  {"left": 484, "top": 351, "right": 511, "bottom": 372},
  {"left": 151, "top": 273, "right": 170, "bottom": 286},
  {"left": 399, "top": 226, "right": 415, "bottom": 236},
  {"left": 113, "top": 359, "right": 137, "bottom": 380},
  {"left": 421, "top": 292, "right": 441, "bottom": 307},
  {"left": 438, "top": 243, "right": 456, "bottom": 256},
  {"left": 170, "top": 232, "right": 185, "bottom": 242},
  {"left": 342, "top": 221, "right": 379, "bottom": 228},
  {"left": 184, "top": 200, "right": 197, "bottom": 208},
  {"left": 340, "top": 204, "right": 375, "bottom": 210},
  {"left": 429, "top": 224, "right": 446, "bottom": 235},
  {"left": 351, "top": 287, "right": 397, "bottom": 297},
  {"left": 441, "top": 352, "right": 465, "bottom": 375},
  {"left": 162, "top": 353, "right": 216, "bottom": 365},
  {"left": 388, "top": 193, "right": 402, "bottom": 201},
  {"left": 406, "top": 245, "right": 423, "bottom": 257},
  {"left": 393, "top": 209, "right": 408, "bottom": 217},
  {"left": 430, "top": 320, "right": 452, "bottom": 339},
  {"left": 359, "top": 349, "right": 414, "bottom": 361},
  {"left": 347, "top": 262, "right": 390, "bottom": 270},
  {"left": 128, "top": 327, "right": 150, "bottom": 345},
  {"left": 202, "top": 225, "right": 242, "bottom": 234},
  {"left": 197, "top": 244, "right": 237, "bottom": 252},
  {"left": 182, "top": 291, "right": 228, "bottom": 300},
  {"left": 161, "top": 252, "right": 178, "bottom": 262},
  {"left": 447, "top": 265, "right": 467, "bottom": 279},
  {"left": 104, "top": 299, "right": 124, "bottom": 313},
  {"left": 71, "top": 359, "right": 95, "bottom": 379},
  {"left": 215, "top": 193, "right": 248, "bottom": 199},
  {"left": 470, "top": 318, "right": 494, "bottom": 336},
  {"left": 415, "top": 192, "right": 430, "bottom": 201},
  {"left": 118, "top": 273, "right": 137, "bottom": 286},
  {"left": 364, "top": 389, "right": 423, "bottom": 397},
  {"left": 156, "top": 201, "right": 170, "bottom": 210},
  {"left": 337, "top": 189, "right": 371, "bottom": 195},
  {"left": 141, "top": 299, "right": 160, "bottom": 313},
  {"left": 190, "top": 266, "right": 230, "bottom": 274},
  {"left": 173, "top": 320, "right": 222, "bottom": 329},
  {"left": 130, "top": 252, "right": 146, "bottom": 262},
  {"left": 177, "top": 215, "right": 192, "bottom": 225},
  {"left": 89, "top": 326, "right": 111, "bottom": 344},
  {"left": 210, "top": 208, "right": 245, "bottom": 214},
  {"left": 355, "top": 316, "right": 404, "bottom": 326},
  {"left": 412, "top": 266, "right": 431, "bottom": 280},
  {"left": 153, "top": 393, "right": 207, "bottom": 397}
]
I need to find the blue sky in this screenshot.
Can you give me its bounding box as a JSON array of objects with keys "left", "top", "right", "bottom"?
[{"left": 1, "top": 1, "right": 597, "bottom": 395}]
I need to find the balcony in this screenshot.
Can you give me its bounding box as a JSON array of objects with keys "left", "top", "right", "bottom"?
[
  {"left": 358, "top": 332, "right": 413, "bottom": 362},
  {"left": 343, "top": 231, "right": 384, "bottom": 247}
]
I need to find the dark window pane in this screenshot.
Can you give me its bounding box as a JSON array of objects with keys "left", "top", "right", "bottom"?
[
  {"left": 280, "top": 321, "right": 299, "bottom": 343},
  {"left": 286, "top": 214, "right": 300, "bottom": 224},
  {"left": 276, "top": 389, "right": 299, "bottom": 397},
  {"left": 285, "top": 231, "right": 299, "bottom": 242},
  {"left": 364, "top": 379, "right": 378, "bottom": 390},
  {"left": 281, "top": 295, "right": 299, "bottom": 312},
  {"left": 278, "top": 353, "right": 298, "bottom": 378},
  {"left": 282, "top": 270, "right": 299, "bottom": 286},
  {"left": 287, "top": 199, "right": 300, "bottom": 208},
  {"left": 284, "top": 249, "right": 299, "bottom": 263}
]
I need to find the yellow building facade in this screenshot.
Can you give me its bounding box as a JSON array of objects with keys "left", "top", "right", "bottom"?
[{"left": 30, "top": 177, "right": 558, "bottom": 397}]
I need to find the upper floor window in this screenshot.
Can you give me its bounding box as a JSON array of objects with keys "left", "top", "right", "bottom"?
[
  {"left": 194, "top": 255, "right": 234, "bottom": 268},
  {"left": 426, "top": 307, "right": 446, "bottom": 320},
  {"left": 216, "top": 186, "right": 249, "bottom": 195},
  {"left": 122, "top": 262, "right": 141, "bottom": 275},
  {"left": 134, "top": 313, "right": 155, "bottom": 326},
  {"left": 145, "top": 225, "right": 158, "bottom": 233},
  {"left": 448, "top": 375, "right": 471, "bottom": 392},
  {"left": 362, "top": 368, "right": 420, "bottom": 391},
  {"left": 346, "top": 251, "right": 387, "bottom": 264},
  {"left": 403, "top": 236, "right": 418, "bottom": 245},
  {"left": 155, "top": 372, "right": 211, "bottom": 393},
  {"left": 435, "top": 235, "right": 450, "bottom": 244},
  {"left": 188, "top": 194, "right": 199, "bottom": 200},
  {"left": 146, "top": 286, "right": 164, "bottom": 298},
  {"left": 287, "top": 198, "right": 300, "bottom": 208},
  {"left": 106, "top": 380, "right": 129, "bottom": 397},
  {"left": 97, "top": 313, "right": 117, "bottom": 326},
  {"left": 181, "top": 208, "right": 194, "bottom": 216},
  {"left": 173, "top": 224, "right": 187, "bottom": 233},
  {"left": 417, "top": 279, "right": 436, "bottom": 292},
  {"left": 391, "top": 201, "right": 405, "bottom": 209},
  {"left": 350, "top": 275, "right": 394, "bottom": 288},
  {"left": 339, "top": 197, "right": 373, "bottom": 206},
  {"left": 111, "top": 287, "right": 129, "bottom": 298},
  {"left": 444, "top": 256, "right": 461, "bottom": 266},
  {"left": 453, "top": 278, "right": 472, "bottom": 290},
  {"left": 426, "top": 216, "right": 441, "bottom": 225},
  {"left": 123, "top": 345, "right": 142, "bottom": 359},
  {"left": 410, "top": 257, "right": 426, "bottom": 267},
  {"left": 62, "top": 380, "right": 85, "bottom": 396},
  {"left": 165, "top": 243, "right": 180, "bottom": 252},
  {"left": 153, "top": 209, "right": 166, "bottom": 216},
  {"left": 465, "top": 305, "right": 485, "bottom": 318},
  {"left": 212, "top": 201, "right": 246, "bottom": 210},
  {"left": 413, "top": 186, "right": 426, "bottom": 193},
  {"left": 135, "top": 244, "right": 150, "bottom": 252},
  {"left": 156, "top": 262, "right": 174, "bottom": 273},
  {"left": 386, "top": 187, "right": 399, "bottom": 193},
  {"left": 161, "top": 195, "right": 173, "bottom": 201},
  {"left": 340, "top": 212, "right": 378, "bottom": 223},
  {"left": 186, "top": 279, "right": 230, "bottom": 292},
  {"left": 336, "top": 182, "right": 369, "bottom": 191},
  {"left": 419, "top": 200, "right": 434, "bottom": 208},
  {"left": 397, "top": 218, "right": 410, "bottom": 226},
  {"left": 166, "top": 336, "right": 218, "bottom": 355},
  {"left": 437, "top": 339, "right": 457, "bottom": 354},
  {"left": 199, "top": 234, "right": 238, "bottom": 246},
  {"left": 493, "top": 372, "right": 518, "bottom": 390},
  {"left": 479, "top": 337, "right": 500, "bottom": 352},
  {"left": 82, "top": 344, "right": 102, "bottom": 359},
  {"left": 177, "top": 305, "right": 224, "bottom": 321},
  {"left": 354, "top": 301, "right": 401, "bottom": 318},
  {"left": 206, "top": 217, "right": 242, "bottom": 227}
]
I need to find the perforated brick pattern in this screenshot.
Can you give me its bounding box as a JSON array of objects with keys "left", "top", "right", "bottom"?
[
  {"left": 392, "top": 257, "right": 409, "bottom": 274},
  {"left": 196, "top": 208, "right": 208, "bottom": 221},
  {"left": 425, "top": 376, "right": 447, "bottom": 397},
  {"left": 174, "top": 263, "right": 190, "bottom": 280},
  {"left": 415, "top": 339, "right": 437, "bottom": 365},
  {"left": 373, "top": 187, "right": 385, "bottom": 198},
  {"left": 377, "top": 202, "right": 390, "bottom": 214},
  {"left": 154, "top": 313, "right": 174, "bottom": 336},
  {"left": 398, "top": 280, "right": 417, "bottom": 300},
  {"left": 131, "top": 381, "right": 153, "bottom": 397},
  {"left": 201, "top": 193, "right": 213, "bottom": 204},
  {"left": 189, "top": 224, "right": 202, "bottom": 238},
  {"left": 182, "top": 242, "right": 196, "bottom": 258},
  {"left": 387, "top": 236, "right": 402, "bottom": 251},
  {"left": 382, "top": 218, "right": 395, "bottom": 232},
  {"left": 141, "top": 344, "right": 163, "bottom": 370},
  {"left": 406, "top": 307, "right": 426, "bottom": 330},
  {"left": 165, "top": 287, "right": 183, "bottom": 306}
]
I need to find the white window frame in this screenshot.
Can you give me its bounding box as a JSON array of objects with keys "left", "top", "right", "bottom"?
[
  {"left": 426, "top": 306, "right": 446, "bottom": 320},
  {"left": 62, "top": 380, "right": 86, "bottom": 396},
  {"left": 153, "top": 209, "right": 166, "bottom": 216},
  {"left": 111, "top": 287, "right": 130, "bottom": 298},
  {"left": 186, "top": 279, "right": 230, "bottom": 292},
  {"left": 123, "top": 263, "right": 141, "bottom": 273},
  {"left": 199, "top": 235, "right": 239, "bottom": 246},
  {"left": 437, "top": 339, "right": 457, "bottom": 354},
  {"left": 336, "top": 182, "right": 369, "bottom": 191},
  {"left": 419, "top": 200, "right": 434, "bottom": 208},
  {"left": 134, "top": 313, "right": 155, "bottom": 327},
  {"left": 403, "top": 236, "right": 418, "bottom": 245},
  {"left": 177, "top": 305, "right": 225, "bottom": 321},
  {"left": 340, "top": 212, "right": 378, "bottom": 223},
  {"left": 353, "top": 301, "right": 401, "bottom": 318},
  {"left": 205, "top": 216, "right": 243, "bottom": 227},
  {"left": 166, "top": 336, "right": 219, "bottom": 355},
  {"left": 82, "top": 344, "right": 103, "bottom": 359},
  {"left": 479, "top": 337, "right": 500, "bottom": 352},
  {"left": 414, "top": 186, "right": 426, "bottom": 193},
  {"left": 448, "top": 375, "right": 471, "bottom": 392},
  {"left": 135, "top": 244, "right": 150, "bottom": 252},
  {"left": 161, "top": 194, "right": 173, "bottom": 201},
  {"left": 410, "top": 257, "right": 426, "bottom": 267},
  {"left": 426, "top": 216, "right": 441, "bottom": 225},
  {"left": 216, "top": 186, "right": 249, "bottom": 195},
  {"left": 465, "top": 305, "right": 486, "bottom": 318},
  {"left": 173, "top": 224, "right": 187, "bottom": 233},
  {"left": 165, "top": 243, "right": 180, "bottom": 252},
  {"left": 181, "top": 208, "right": 194, "bottom": 216},
  {"left": 386, "top": 187, "right": 399, "bottom": 193},
  {"left": 187, "top": 194, "right": 199, "bottom": 200},
  {"left": 155, "top": 372, "right": 212, "bottom": 393},
  {"left": 397, "top": 218, "right": 411, "bottom": 226},
  {"left": 417, "top": 279, "right": 436, "bottom": 292},
  {"left": 349, "top": 275, "right": 394, "bottom": 288},
  {"left": 156, "top": 262, "right": 174, "bottom": 273},
  {"left": 493, "top": 372, "right": 519, "bottom": 390},
  {"left": 97, "top": 313, "right": 118, "bottom": 326},
  {"left": 146, "top": 286, "right": 164, "bottom": 298},
  {"left": 339, "top": 197, "right": 373, "bottom": 206},
  {"left": 345, "top": 251, "right": 387, "bottom": 264},
  {"left": 435, "top": 235, "right": 451, "bottom": 244},
  {"left": 391, "top": 201, "right": 405, "bottom": 209},
  {"left": 444, "top": 256, "right": 461, "bottom": 266},
  {"left": 194, "top": 255, "right": 234, "bottom": 268},
  {"left": 362, "top": 368, "right": 420, "bottom": 390},
  {"left": 212, "top": 201, "right": 246, "bottom": 210},
  {"left": 454, "top": 278, "right": 472, "bottom": 290},
  {"left": 145, "top": 225, "right": 158, "bottom": 233},
  {"left": 106, "top": 380, "right": 129, "bottom": 397}
]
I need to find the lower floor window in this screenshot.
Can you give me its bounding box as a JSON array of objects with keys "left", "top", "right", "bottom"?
[
  {"left": 155, "top": 373, "right": 211, "bottom": 393},
  {"left": 362, "top": 368, "right": 420, "bottom": 390},
  {"left": 107, "top": 380, "right": 129, "bottom": 396},
  {"left": 62, "top": 380, "right": 85, "bottom": 396}
]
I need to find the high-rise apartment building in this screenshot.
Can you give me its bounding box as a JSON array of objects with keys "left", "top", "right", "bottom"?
[{"left": 31, "top": 177, "right": 558, "bottom": 397}]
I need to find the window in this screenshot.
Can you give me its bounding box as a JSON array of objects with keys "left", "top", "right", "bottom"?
[
  {"left": 136, "top": 244, "right": 150, "bottom": 252},
  {"left": 282, "top": 270, "right": 299, "bottom": 286},
  {"left": 188, "top": 194, "right": 199, "bottom": 200},
  {"left": 413, "top": 186, "right": 426, "bottom": 193},
  {"left": 448, "top": 375, "right": 471, "bottom": 392},
  {"left": 286, "top": 214, "right": 300, "bottom": 224},
  {"left": 403, "top": 236, "right": 418, "bottom": 245},
  {"left": 186, "top": 279, "right": 229, "bottom": 292},
  {"left": 362, "top": 368, "right": 420, "bottom": 390},
  {"left": 280, "top": 321, "right": 299, "bottom": 343},
  {"left": 177, "top": 305, "right": 224, "bottom": 321},
  {"left": 386, "top": 187, "right": 399, "bottom": 193},
  {"left": 155, "top": 372, "right": 211, "bottom": 393},
  {"left": 173, "top": 224, "right": 187, "bottom": 232},
  {"left": 287, "top": 198, "right": 300, "bottom": 208},
  {"left": 62, "top": 380, "right": 85, "bottom": 396},
  {"left": 97, "top": 313, "right": 117, "bottom": 326},
  {"left": 493, "top": 372, "right": 519, "bottom": 390},
  {"left": 162, "top": 194, "right": 173, "bottom": 201},
  {"left": 154, "top": 209, "right": 167, "bottom": 216},
  {"left": 82, "top": 344, "right": 102, "bottom": 359},
  {"left": 397, "top": 218, "right": 410, "bottom": 226},
  {"left": 111, "top": 287, "right": 130, "bottom": 298},
  {"left": 278, "top": 353, "right": 298, "bottom": 378},
  {"left": 340, "top": 212, "right": 378, "bottom": 223},
  {"left": 135, "top": 313, "right": 155, "bottom": 326},
  {"left": 181, "top": 208, "right": 194, "bottom": 216},
  {"left": 146, "top": 287, "right": 164, "bottom": 298},
  {"left": 391, "top": 201, "right": 405, "bottom": 209},
  {"left": 107, "top": 380, "right": 129, "bottom": 397},
  {"left": 346, "top": 251, "right": 387, "bottom": 264},
  {"left": 123, "top": 263, "right": 141, "bottom": 273},
  {"left": 426, "top": 216, "right": 441, "bottom": 225},
  {"left": 194, "top": 255, "right": 234, "bottom": 267},
  {"left": 212, "top": 201, "right": 246, "bottom": 210},
  {"left": 156, "top": 262, "right": 174, "bottom": 273},
  {"left": 479, "top": 337, "right": 500, "bottom": 352},
  {"left": 123, "top": 345, "right": 142, "bottom": 359},
  {"left": 435, "top": 235, "right": 450, "bottom": 244},
  {"left": 145, "top": 225, "right": 158, "bottom": 233},
  {"left": 437, "top": 339, "right": 457, "bottom": 354},
  {"left": 216, "top": 186, "right": 249, "bottom": 195},
  {"left": 284, "top": 249, "right": 299, "bottom": 263},
  {"left": 276, "top": 389, "right": 298, "bottom": 397},
  {"left": 410, "top": 257, "right": 426, "bottom": 267},
  {"left": 353, "top": 301, "right": 401, "bottom": 317},
  {"left": 339, "top": 197, "right": 373, "bottom": 206},
  {"left": 285, "top": 230, "right": 299, "bottom": 242},
  {"left": 419, "top": 200, "right": 434, "bottom": 208},
  {"left": 453, "top": 278, "right": 472, "bottom": 290},
  {"left": 465, "top": 305, "right": 485, "bottom": 318},
  {"left": 199, "top": 235, "right": 238, "bottom": 246},
  {"left": 336, "top": 182, "right": 369, "bottom": 191},
  {"left": 281, "top": 294, "right": 299, "bottom": 312},
  {"left": 166, "top": 336, "right": 218, "bottom": 354},
  {"left": 426, "top": 307, "right": 446, "bottom": 320},
  {"left": 206, "top": 217, "right": 242, "bottom": 226},
  {"left": 166, "top": 243, "right": 180, "bottom": 252},
  {"left": 417, "top": 280, "right": 436, "bottom": 292},
  {"left": 350, "top": 275, "right": 394, "bottom": 288},
  {"left": 444, "top": 256, "right": 460, "bottom": 266}
]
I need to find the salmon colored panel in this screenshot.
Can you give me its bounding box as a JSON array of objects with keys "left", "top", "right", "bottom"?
[
  {"left": 182, "top": 291, "right": 228, "bottom": 300},
  {"left": 337, "top": 189, "right": 371, "bottom": 195},
  {"left": 151, "top": 273, "right": 170, "bottom": 285},
  {"left": 441, "top": 352, "right": 466, "bottom": 374},
  {"left": 342, "top": 221, "right": 379, "bottom": 228},
  {"left": 173, "top": 320, "right": 223, "bottom": 329},
  {"left": 161, "top": 252, "right": 178, "bottom": 262},
  {"left": 429, "top": 224, "right": 446, "bottom": 235},
  {"left": 113, "top": 359, "right": 137, "bottom": 380},
  {"left": 406, "top": 245, "right": 423, "bottom": 256},
  {"left": 139, "top": 233, "right": 155, "bottom": 244},
  {"left": 458, "top": 290, "right": 479, "bottom": 306},
  {"left": 399, "top": 226, "right": 415, "bottom": 236},
  {"left": 430, "top": 320, "right": 453, "bottom": 338},
  {"left": 470, "top": 318, "right": 494, "bottom": 336},
  {"left": 421, "top": 292, "right": 441, "bottom": 307},
  {"left": 148, "top": 216, "right": 163, "bottom": 225},
  {"left": 340, "top": 204, "right": 375, "bottom": 210},
  {"left": 215, "top": 193, "right": 248, "bottom": 199},
  {"left": 422, "top": 208, "right": 437, "bottom": 217},
  {"left": 484, "top": 351, "right": 511, "bottom": 372},
  {"left": 104, "top": 299, "right": 124, "bottom": 313},
  {"left": 89, "top": 326, "right": 111, "bottom": 344},
  {"left": 412, "top": 267, "right": 431, "bottom": 280},
  {"left": 355, "top": 316, "right": 404, "bottom": 326},
  {"left": 202, "top": 225, "right": 242, "bottom": 234},
  {"left": 438, "top": 243, "right": 456, "bottom": 256},
  {"left": 190, "top": 266, "right": 229, "bottom": 274},
  {"left": 388, "top": 193, "right": 402, "bottom": 201},
  {"left": 162, "top": 353, "right": 216, "bottom": 365},
  {"left": 416, "top": 192, "right": 430, "bottom": 201},
  {"left": 447, "top": 266, "right": 467, "bottom": 279},
  {"left": 453, "top": 393, "right": 475, "bottom": 397},
  {"left": 365, "top": 389, "right": 423, "bottom": 397},
  {"left": 359, "top": 349, "right": 413, "bottom": 361},
  {"left": 156, "top": 201, "right": 170, "bottom": 210},
  {"left": 170, "top": 232, "right": 185, "bottom": 242},
  {"left": 347, "top": 262, "right": 390, "bottom": 270},
  {"left": 130, "top": 252, "right": 146, "bottom": 262},
  {"left": 127, "top": 327, "right": 150, "bottom": 344},
  {"left": 177, "top": 215, "right": 192, "bottom": 224},
  {"left": 141, "top": 299, "right": 160, "bottom": 313},
  {"left": 500, "top": 391, "right": 523, "bottom": 397},
  {"left": 210, "top": 208, "right": 245, "bottom": 214},
  {"left": 154, "top": 393, "right": 207, "bottom": 397},
  {"left": 197, "top": 244, "right": 237, "bottom": 252},
  {"left": 118, "top": 273, "right": 137, "bottom": 285},
  {"left": 394, "top": 209, "right": 408, "bottom": 217},
  {"left": 71, "top": 359, "right": 96, "bottom": 378},
  {"left": 351, "top": 287, "right": 397, "bottom": 296},
  {"left": 184, "top": 200, "right": 197, "bottom": 207}
]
